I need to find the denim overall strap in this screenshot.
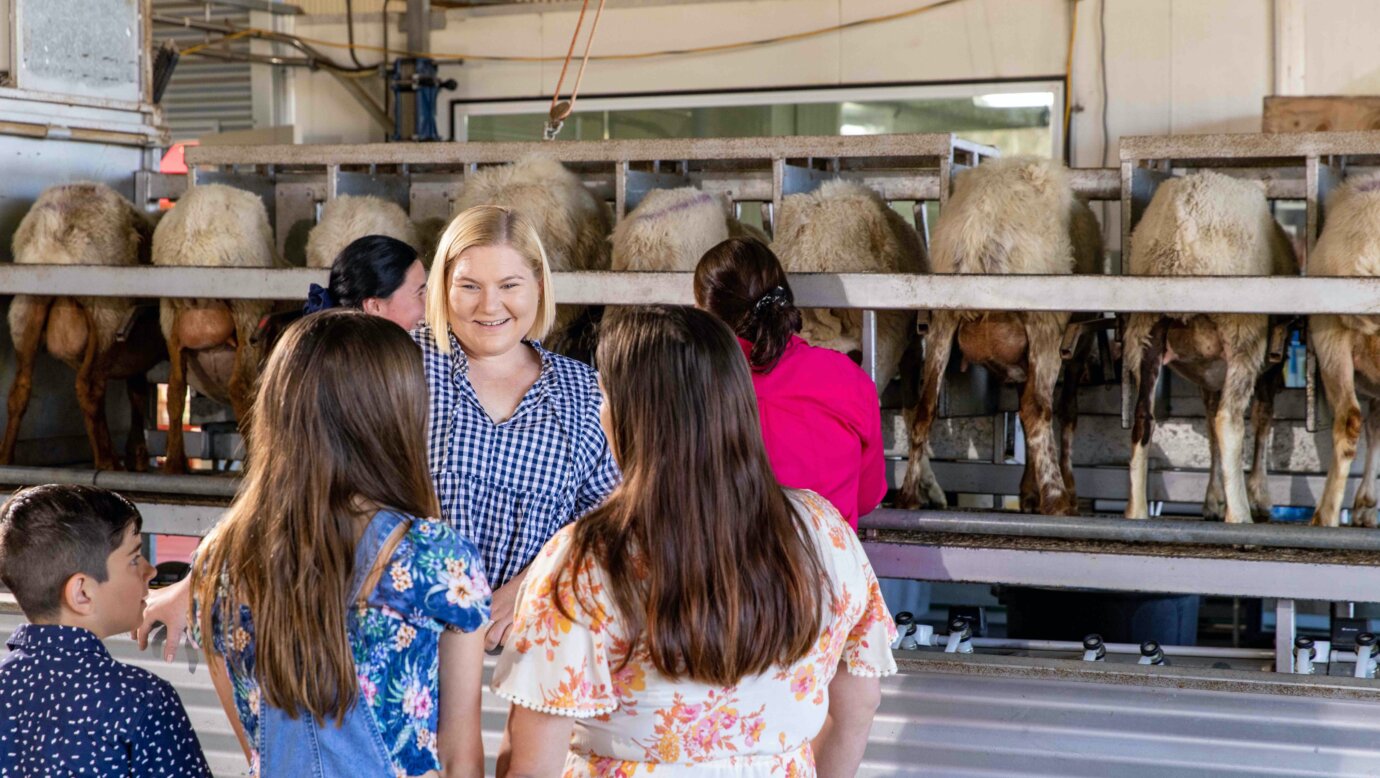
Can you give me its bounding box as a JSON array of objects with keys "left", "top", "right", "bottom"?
[{"left": 257, "top": 511, "right": 409, "bottom": 777}]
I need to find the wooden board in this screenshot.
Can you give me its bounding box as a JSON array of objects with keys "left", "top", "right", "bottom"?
[{"left": 1263, "top": 96, "right": 1380, "bottom": 133}]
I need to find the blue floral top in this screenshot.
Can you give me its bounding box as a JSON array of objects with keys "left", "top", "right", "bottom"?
[{"left": 196, "top": 511, "right": 492, "bottom": 776}]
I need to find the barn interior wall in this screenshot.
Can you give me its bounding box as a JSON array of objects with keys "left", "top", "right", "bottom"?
[{"left": 285, "top": 0, "right": 1380, "bottom": 168}]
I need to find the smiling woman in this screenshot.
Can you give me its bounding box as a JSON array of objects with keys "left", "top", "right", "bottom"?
[{"left": 415, "top": 205, "right": 619, "bottom": 651}]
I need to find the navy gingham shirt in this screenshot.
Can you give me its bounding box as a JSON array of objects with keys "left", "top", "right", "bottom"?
[
  {"left": 414, "top": 324, "right": 620, "bottom": 588},
  {"left": 0, "top": 624, "right": 210, "bottom": 777}
]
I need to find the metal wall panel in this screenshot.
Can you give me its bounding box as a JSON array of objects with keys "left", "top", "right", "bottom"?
[
  {"left": 14, "top": 0, "right": 142, "bottom": 102},
  {"left": 152, "top": 2, "right": 254, "bottom": 140}
]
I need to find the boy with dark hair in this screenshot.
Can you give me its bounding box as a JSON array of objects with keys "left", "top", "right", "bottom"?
[{"left": 0, "top": 484, "right": 210, "bottom": 777}]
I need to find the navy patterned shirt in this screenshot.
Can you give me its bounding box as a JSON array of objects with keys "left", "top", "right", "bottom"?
[
  {"left": 0, "top": 624, "right": 210, "bottom": 777},
  {"left": 413, "top": 324, "right": 620, "bottom": 588}
]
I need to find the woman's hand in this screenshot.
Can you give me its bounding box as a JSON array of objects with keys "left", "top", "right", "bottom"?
[
  {"left": 133, "top": 576, "right": 193, "bottom": 662},
  {"left": 485, "top": 568, "right": 528, "bottom": 652}
]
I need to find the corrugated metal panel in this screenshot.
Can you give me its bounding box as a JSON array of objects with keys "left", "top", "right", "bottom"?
[
  {"left": 7, "top": 604, "right": 1380, "bottom": 776},
  {"left": 152, "top": 1, "right": 255, "bottom": 141}
]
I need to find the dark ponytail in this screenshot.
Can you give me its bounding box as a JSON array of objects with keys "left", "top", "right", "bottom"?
[
  {"left": 304, "top": 235, "right": 418, "bottom": 314},
  {"left": 693, "top": 238, "right": 801, "bottom": 373}
]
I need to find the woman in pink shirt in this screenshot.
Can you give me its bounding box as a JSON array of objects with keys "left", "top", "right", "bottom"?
[{"left": 694, "top": 237, "right": 887, "bottom": 528}]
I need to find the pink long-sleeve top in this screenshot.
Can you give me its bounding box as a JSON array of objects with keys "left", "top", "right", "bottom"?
[{"left": 741, "top": 335, "right": 888, "bottom": 529}]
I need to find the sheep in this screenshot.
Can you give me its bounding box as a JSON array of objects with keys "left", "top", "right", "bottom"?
[
  {"left": 2, "top": 183, "right": 166, "bottom": 470},
  {"left": 1305, "top": 173, "right": 1380, "bottom": 527},
  {"left": 899, "top": 157, "right": 1103, "bottom": 516},
  {"left": 1121, "top": 171, "right": 1297, "bottom": 523},
  {"left": 305, "top": 194, "right": 420, "bottom": 269},
  {"left": 454, "top": 155, "right": 613, "bottom": 360},
  {"left": 152, "top": 183, "right": 277, "bottom": 473},
  {"left": 610, "top": 187, "right": 766, "bottom": 272},
  {"left": 770, "top": 179, "right": 928, "bottom": 395}
]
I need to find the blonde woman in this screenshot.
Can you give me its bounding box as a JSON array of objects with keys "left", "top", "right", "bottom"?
[
  {"left": 416, "top": 205, "right": 618, "bottom": 650},
  {"left": 134, "top": 206, "right": 617, "bottom": 660}
]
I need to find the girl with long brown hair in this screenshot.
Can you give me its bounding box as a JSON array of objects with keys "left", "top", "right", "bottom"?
[
  {"left": 190, "top": 310, "right": 491, "bottom": 777},
  {"left": 493, "top": 306, "right": 896, "bottom": 777}
]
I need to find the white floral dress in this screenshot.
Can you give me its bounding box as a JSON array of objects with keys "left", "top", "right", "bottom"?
[{"left": 492, "top": 490, "right": 897, "bottom": 777}]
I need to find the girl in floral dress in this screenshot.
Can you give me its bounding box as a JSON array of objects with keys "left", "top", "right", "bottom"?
[
  {"left": 191, "top": 311, "right": 493, "bottom": 777},
  {"left": 493, "top": 306, "right": 897, "bottom": 777}
]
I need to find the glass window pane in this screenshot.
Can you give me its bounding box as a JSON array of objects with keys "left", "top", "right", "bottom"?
[{"left": 460, "top": 87, "right": 1056, "bottom": 157}]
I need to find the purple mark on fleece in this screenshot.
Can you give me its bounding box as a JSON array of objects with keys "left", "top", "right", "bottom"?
[
  {"left": 629, "top": 191, "right": 717, "bottom": 222},
  {"left": 1355, "top": 177, "right": 1380, "bottom": 194}
]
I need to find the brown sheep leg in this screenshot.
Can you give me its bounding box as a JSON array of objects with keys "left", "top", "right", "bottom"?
[
  {"left": 1, "top": 297, "right": 51, "bottom": 465},
  {"left": 164, "top": 319, "right": 189, "bottom": 475},
  {"left": 1246, "top": 368, "right": 1281, "bottom": 522},
  {"left": 1311, "top": 318, "right": 1357, "bottom": 527},
  {"left": 1019, "top": 321, "right": 1071, "bottom": 516},
  {"left": 1351, "top": 398, "right": 1380, "bottom": 529},
  {"left": 899, "top": 312, "right": 957, "bottom": 510},
  {"left": 1054, "top": 332, "right": 1092, "bottom": 508},
  {"left": 227, "top": 323, "right": 259, "bottom": 446},
  {"left": 1125, "top": 315, "right": 1167, "bottom": 520},
  {"left": 1200, "top": 389, "right": 1226, "bottom": 521},
  {"left": 1214, "top": 350, "right": 1263, "bottom": 525},
  {"left": 125, "top": 374, "right": 151, "bottom": 472},
  {"left": 1018, "top": 451, "right": 1039, "bottom": 514},
  {"left": 73, "top": 309, "right": 118, "bottom": 471}
]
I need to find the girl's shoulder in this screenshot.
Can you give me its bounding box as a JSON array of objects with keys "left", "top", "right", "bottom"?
[
  {"left": 372, "top": 513, "right": 492, "bottom": 630},
  {"left": 392, "top": 513, "right": 482, "bottom": 560}
]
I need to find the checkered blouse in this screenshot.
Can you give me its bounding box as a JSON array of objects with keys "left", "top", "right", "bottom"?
[{"left": 414, "top": 324, "right": 620, "bottom": 588}]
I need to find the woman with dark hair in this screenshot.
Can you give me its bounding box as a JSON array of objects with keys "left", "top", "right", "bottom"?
[
  {"left": 694, "top": 237, "right": 887, "bottom": 529},
  {"left": 492, "top": 305, "right": 895, "bottom": 777},
  {"left": 302, "top": 235, "right": 427, "bottom": 331}
]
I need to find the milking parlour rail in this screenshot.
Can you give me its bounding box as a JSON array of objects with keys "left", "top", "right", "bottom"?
[{"left": 12, "top": 131, "right": 1380, "bottom": 679}]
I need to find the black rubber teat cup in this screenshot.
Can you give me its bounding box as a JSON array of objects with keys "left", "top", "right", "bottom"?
[
  {"left": 1082, "top": 633, "right": 1106, "bottom": 662},
  {"left": 1357, "top": 632, "right": 1377, "bottom": 657},
  {"left": 1139, "top": 640, "right": 1165, "bottom": 666}
]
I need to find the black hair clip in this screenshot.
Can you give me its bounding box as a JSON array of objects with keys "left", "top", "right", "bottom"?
[{"left": 752, "top": 285, "right": 789, "bottom": 317}]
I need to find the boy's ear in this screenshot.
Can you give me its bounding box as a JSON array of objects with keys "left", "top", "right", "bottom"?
[{"left": 60, "top": 572, "right": 95, "bottom": 617}]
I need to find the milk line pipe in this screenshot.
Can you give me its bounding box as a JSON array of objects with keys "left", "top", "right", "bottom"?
[
  {"left": 0, "top": 466, "right": 238, "bottom": 498},
  {"left": 860, "top": 507, "right": 1380, "bottom": 552}
]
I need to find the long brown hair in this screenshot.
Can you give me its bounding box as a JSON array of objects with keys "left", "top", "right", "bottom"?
[
  {"left": 192, "top": 310, "right": 438, "bottom": 725},
  {"left": 693, "top": 237, "right": 802, "bottom": 372},
  {"left": 558, "top": 305, "right": 827, "bottom": 685}
]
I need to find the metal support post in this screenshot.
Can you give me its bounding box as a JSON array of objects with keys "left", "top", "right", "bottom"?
[
  {"left": 861, "top": 309, "right": 879, "bottom": 387},
  {"left": 1276, "top": 599, "right": 1298, "bottom": 674}
]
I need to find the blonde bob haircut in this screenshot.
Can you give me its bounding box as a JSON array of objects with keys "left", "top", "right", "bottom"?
[{"left": 425, "top": 204, "right": 556, "bottom": 354}]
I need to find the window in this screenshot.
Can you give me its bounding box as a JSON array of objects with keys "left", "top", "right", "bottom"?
[{"left": 452, "top": 81, "right": 1063, "bottom": 158}]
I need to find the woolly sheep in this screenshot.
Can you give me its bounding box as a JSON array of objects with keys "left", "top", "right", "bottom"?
[
  {"left": 770, "top": 179, "right": 928, "bottom": 396},
  {"left": 900, "top": 157, "right": 1103, "bottom": 515},
  {"left": 1121, "top": 171, "right": 1297, "bottom": 524},
  {"left": 3, "top": 183, "right": 165, "bottom": 470},
  {"left": 152, "top": 183, "right": 278, "bottom": 473},
  {"left": 1306, "top": 173, "right": 1380, "bottom": 527},
  {"left": 305, "top": 195, "right": 419, "bottom": 269}
]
